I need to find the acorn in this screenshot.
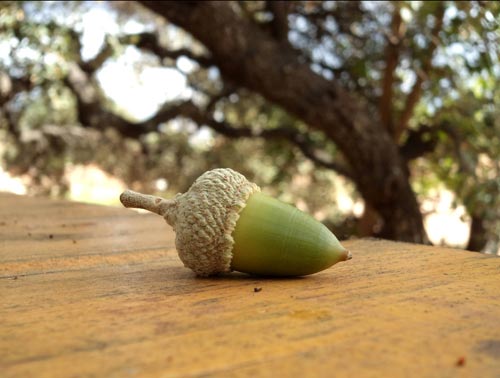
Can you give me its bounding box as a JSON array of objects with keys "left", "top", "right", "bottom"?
[{"left": 120, "top": 168, "right": 351, "bottom": 277}]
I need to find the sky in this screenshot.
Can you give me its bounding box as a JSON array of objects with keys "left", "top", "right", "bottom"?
[{"left": 79, "top": 3, "right": 189, "bottom": 121}]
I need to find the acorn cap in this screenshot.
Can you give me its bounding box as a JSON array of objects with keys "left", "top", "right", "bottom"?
[{"left": 120, "top": 168, "right": 260, "bottom": 276}]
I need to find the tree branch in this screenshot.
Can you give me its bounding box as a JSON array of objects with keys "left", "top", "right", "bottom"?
[
  {"left": 75, "top": 30, "right": 214, "bottom": 80},
  {"left": 399, "top": 121, "right": 474, "bottom": 170},
  {"left": 396, "top": 5, "right": 445, "bottom": 140},
  {"left": 379, "top": 6, "right": 403, "bottom": 136},
  {"left": 136, "top": 1, "right": 429, "bottom": 242},
  {"left": 0, "top": 73, "right": 33, "bottom": 106},
  {"left": 78, "top": 37, "right": 115, "bottom": 75},
  {"left": 64, "top": 62, "right": 153, "bottom": 138},
  {"left": 203, "top": 117, "right": 354, "bottom": 179},
  {"left": 399, "top": 124, "right": 438, "bottom": 161},
  {"left": 119, "top": 32, "right": 214, "bottom": 68},
  {"left": 167, "top": 98, "right": 354, "bottom": 179},
  {"left": 0, "top": 73, "right": 37, "bottom": 140},
  {"left": 466, "top": 214, "right": 487, "bottom": 252},
  {"left": 205, "top": 84, "right": 237, "bottom": 111},
  {"left": 266, "top": 1, "right": 290, "bottom": 43},
  {"left": 65, "top": 62, "right": 353, "bottom": 179},
  {"left": 440, "top": 121, "right": 474, "bottom": 175},
  {"left": 63, "top": 63, "right": 189, "bottom": 144}
]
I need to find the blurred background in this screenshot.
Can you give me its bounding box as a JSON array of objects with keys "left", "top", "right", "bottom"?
[{"left": 0, "top": 1, "right": 498, "bottom": 253}]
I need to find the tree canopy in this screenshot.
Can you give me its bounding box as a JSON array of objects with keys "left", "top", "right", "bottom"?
[{"left": 1, "top": 1, "right": 499, "bottom": 252}]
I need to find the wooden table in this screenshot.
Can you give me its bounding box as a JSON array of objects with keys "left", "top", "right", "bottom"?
[{"left": 1, "top": 192, "right": 499, "bottom": 378}]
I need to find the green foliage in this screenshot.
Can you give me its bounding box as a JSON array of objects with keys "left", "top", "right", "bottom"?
[{"left": 0, "top": 1, "right": 499, "bottom": 250}]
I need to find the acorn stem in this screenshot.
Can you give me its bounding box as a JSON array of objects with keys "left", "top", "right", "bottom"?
[{"left": 120, "top": 190, "right": 174, "bottom": 218}]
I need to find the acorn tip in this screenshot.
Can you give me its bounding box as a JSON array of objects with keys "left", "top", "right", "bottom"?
[{"left": 339, "top": 249, "right": 352, "bottom": 262}]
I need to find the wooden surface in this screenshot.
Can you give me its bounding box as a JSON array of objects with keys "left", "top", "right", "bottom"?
[{"left": 1, "top": 192, "right": 499, "bottom": 378}]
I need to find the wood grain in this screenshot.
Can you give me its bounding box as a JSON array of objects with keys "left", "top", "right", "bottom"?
[{"left": 1, "top": 192, "right": 499, "bottom": 378}]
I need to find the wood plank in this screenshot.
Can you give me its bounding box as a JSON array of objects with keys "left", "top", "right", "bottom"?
[{"left": 1, "top": 192, "right": 499, "bottom": 377}]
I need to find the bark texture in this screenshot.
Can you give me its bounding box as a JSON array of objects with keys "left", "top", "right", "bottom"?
[
  {"left": 140, "top": 1, "right": 429, "bottom": 243},
  {"left": 466, "top": 215, "right": 488, "bottom": 252}
]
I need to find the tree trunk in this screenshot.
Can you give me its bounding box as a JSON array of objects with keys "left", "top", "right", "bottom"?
[
  {"left": 140, "top": 1, "right": 429, "bottom": 243},
  {"left": 358, "top": 203, "right": 382, "bottom": 237},
  {"left": 466, "top": 215, "right": 487, "bottom": 252}
]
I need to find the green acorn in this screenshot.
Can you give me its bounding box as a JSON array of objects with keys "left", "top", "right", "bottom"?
[{"left": 120, "top": 168, "right": 351, "bottom": 277}]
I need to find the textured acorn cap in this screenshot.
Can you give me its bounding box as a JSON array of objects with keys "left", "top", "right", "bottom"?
[{"left": 120, "top": 168, "right": 260, "bottom": 276}]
